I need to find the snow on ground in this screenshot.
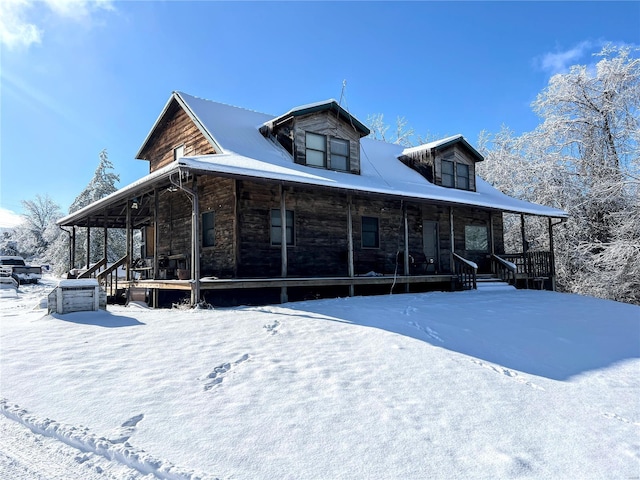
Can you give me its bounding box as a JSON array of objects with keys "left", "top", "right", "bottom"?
[{"left": 1, "top": 276, "right": 639, "bottom": 479}]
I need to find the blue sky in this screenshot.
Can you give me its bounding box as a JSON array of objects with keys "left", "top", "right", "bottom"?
[{"left": 1, "top": 1, "right": 639, "bottom": 223}]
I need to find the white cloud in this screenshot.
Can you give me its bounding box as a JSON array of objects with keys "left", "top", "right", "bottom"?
[
  {"left": 0, "top": 0, "right": 42, "bottom": 49},
  {"left": 0, "top": 207, "right": 24, "bottom": 229},
  {"left": 536, "top": 41, "right": 594, "bottom": 75},
  {"left": 0, "top": 0, "right": 114, "bottom": 50}
]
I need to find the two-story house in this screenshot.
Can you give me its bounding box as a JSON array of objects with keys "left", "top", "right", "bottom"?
[{"left": 58, "top": 92, "right": 567, "bottom": 307}]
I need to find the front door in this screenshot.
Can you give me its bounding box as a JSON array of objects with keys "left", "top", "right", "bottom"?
[{"left": 423, "top": 220, "right": 439, "bottom": 274}]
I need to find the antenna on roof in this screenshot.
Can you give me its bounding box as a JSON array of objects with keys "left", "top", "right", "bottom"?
[
  {"left": 339, "top": 79, "right": 347, "bottom": 107},
  {"left": 338, "top": 79, "right": 359, "bottom": 134}
]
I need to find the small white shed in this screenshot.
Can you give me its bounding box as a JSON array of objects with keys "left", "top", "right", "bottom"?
[{"left": 48, "top": 279, "right": 107, "bottom": 314}]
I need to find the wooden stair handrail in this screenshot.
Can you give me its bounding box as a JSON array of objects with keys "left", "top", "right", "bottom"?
[
  {"left": 491, "top": 254, "right": 517, "bottom": 285},
  {"left": 452, "top": 252, "right": 477, "bottom": 290},
  {"left": 78, "top": 257, "right": 108, "bottom": 279},
  {"left": 97, "top": 255, "right": 128, "bottom": 281}
]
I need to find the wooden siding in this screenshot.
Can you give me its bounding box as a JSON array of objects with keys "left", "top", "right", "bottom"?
[
  {"left": 292, "top": 112, "right": 362, "bottom": 174},
  {"left": 138, "top": 99, "right": 215, "bottom": 173},
  {"left": 198, "top": 176, "right": 236, "bottom": 278},
  {"left": 156, "top": 186, "right": 192, "bottom": 277}
]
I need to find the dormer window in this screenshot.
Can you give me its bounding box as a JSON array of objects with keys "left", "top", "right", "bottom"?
[
  {"left": 441, "top": 156, "right": 471, "bottom": 191},
  {"left": 265, "top": 100, "right": 369, "bottom": 175},
  {"left": 305, "top": 132, "right": 326, "bottom": 167},
  {"left": 330, "top": 138, "right": 349, "bottom": 171},
  {"left": 305, "top": 132, "right": 350, "bottom": 172}
]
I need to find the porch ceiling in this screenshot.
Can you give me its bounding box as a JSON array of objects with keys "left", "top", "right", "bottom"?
[{"left": 57, "top": 165, "right": 180, "bottom": 228}]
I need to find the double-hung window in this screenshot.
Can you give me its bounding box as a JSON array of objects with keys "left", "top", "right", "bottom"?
[
  {"left": 330, "top": 138, "right": 349, "bottom": 171},
  {"left": 305, "top": 132, "right": 326, "bottom": 167},
  {"left": 441, "top": 158, "right": 471, "bottom": 190},
  {"left": 441, "top": 160, "right": 455, "bottom": 188},
  {"left": 305, "top": 132, "right": 350, "bottom": 171},
  {"left": 457, "top": 164, "right": 470, "bottom": 190},
  {"left": 271, "top": 209, "right": 295, "bottom": 246},
  {"left": 362, "top": 216, "right": 379, "bottom": 248}
]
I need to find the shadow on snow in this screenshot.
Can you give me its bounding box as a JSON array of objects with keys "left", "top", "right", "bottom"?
[
  {"left": 50, "top": 310, "right": 144, "bottom": 328},
  {"left": 275, "top": 290, "right": 640, "bottom": 382}
]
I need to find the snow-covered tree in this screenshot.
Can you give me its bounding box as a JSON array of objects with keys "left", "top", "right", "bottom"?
[
  {"left": 69, "top": 149, "right": 125, "bottom": 267},
  {"left": 479, "top": 46, "right": 640, "bottom": 304},
  {"left": 0, "top": 194, "right": 69, "bottom": 273}
]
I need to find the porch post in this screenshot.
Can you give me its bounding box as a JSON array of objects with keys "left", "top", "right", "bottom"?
[
  {"left": 489, "top": 214, "right": 495, "bottom": 255},
  {"left": 520, "top": 214, "right": 529, "bottom": 288},
  {"left": 191, "top": 177, "right": 201, "bottom": 305},
  {"left": 347, "top": 194, "right": 354, "bottom": 297},
  {"left": 403, "top": 203, "right": 410, "bottom": 293},
  {"left": 548, "top": 217, "right": 556, "bottom": 291},
  {"left": 71, "top": 226, "right": 76, "bottom": 271},
  {"left": 103, "top": 211, "right": 108, "bottom": 262},
  {"left": 280, "top": 184, "right": 288, "bottom": 304},
  {"left": 126, "top": 201, "right": 132, "bottom": 281},
  {"left": 153, "top": 188, "right": 159, "bottom": 306},
  {"left": 449, "top": 207, "right": 455, "bottom": 272},
  {"left": 86, "top": 223, "right": 91, "bottom": 269}
]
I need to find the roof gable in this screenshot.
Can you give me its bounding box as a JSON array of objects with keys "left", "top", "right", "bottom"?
[
  {"left": 267, "top": 99, "right": 370, "bottom": 137},
  {"left": 403, "top": 134, "right": 484, "bottom": 163}
]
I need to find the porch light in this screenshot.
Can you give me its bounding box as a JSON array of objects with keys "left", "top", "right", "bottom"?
[{"left": 131, "top": 197, "right": 140, "bottom": 209}]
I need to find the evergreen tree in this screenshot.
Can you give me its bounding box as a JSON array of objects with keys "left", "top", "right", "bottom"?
[{"left": 69, "top": 149, "right": 126, "bottom": 267}]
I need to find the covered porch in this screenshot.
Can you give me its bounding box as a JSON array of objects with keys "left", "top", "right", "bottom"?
[{"left": 58, "top": 166, "right": 564, "bottom": 308}]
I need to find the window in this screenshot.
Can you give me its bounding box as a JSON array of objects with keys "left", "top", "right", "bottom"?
[
  {"left": 362, "top": 216, "right": 379, "bottom": 248},
  {"left": 271, "top": 209, "right": 295, "bottom": 246},
  {"left": 202, "top": 211, "right": 215, "bottom": 247},
  {"left": 330, "top": 138, "right": 349, "bottom": 171},
  {"left": 441, "top": 160, "right": 455, "bottom": 188},
  {"left": 464, "top": 225, "right": 488, "bottom": 252},
  {"left": 441, "top": 158, "right": 471, "bottom": 190},
  {"left": 305, "top": 132, "right": 326, "bottom": 167},
  {"left": 305, "top": 132, "right": 351, "bottom": 171},
  {"left": 173, "top": 144, "right": 185, "bottom": 161},
  {"left": 457, "top": 163, "right": 470, "bottom": 190}
]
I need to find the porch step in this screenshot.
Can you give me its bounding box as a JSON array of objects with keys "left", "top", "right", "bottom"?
[{"left": 475, "top": 274, "right": 516, "bottom": 292}]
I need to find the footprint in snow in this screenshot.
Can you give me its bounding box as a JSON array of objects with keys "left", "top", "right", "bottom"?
[
  {"left": 470, "top": 359, "right": 545, "bottom": 391},
  {"left": 106, "top": 413, "right": 145, "bottom": 444},
  {"left": 263, "top": 319, "right": 280, "bottom": 335},
  {"left": 408, "top": 320, "right": 444, "bottom": 343},
  {"left": 203, "top": 354, "right": 250, "bottom": 391}
]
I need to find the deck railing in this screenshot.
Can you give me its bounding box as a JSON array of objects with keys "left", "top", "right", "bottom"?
[
  {"left": 501, "top": 252, "right": 554, "bottom": 280},
  {"left": 453, "top": 252, "right": 477, "bottom": 290}
]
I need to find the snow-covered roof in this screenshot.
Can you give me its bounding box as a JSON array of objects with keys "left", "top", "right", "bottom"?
[
  {"left": 60, "top": 92, "right": 568, "bottom": 226},
  {"left": 174, "top": 92, "right": 566, "bottom": 218},
  {"left": 402, "top": 134, "right": 484, "bottom": 162},
  {"left": 265, "top": 98, "right": 370, "bottom": 135}
]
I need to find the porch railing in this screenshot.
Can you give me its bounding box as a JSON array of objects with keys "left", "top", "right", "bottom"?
[
  {"left": 490, "top": 254, "right": 517, "bottom": 285},
  {"left": 501, "top": 252, "right": 554, "bottom": 280},
  {"left": 453, "top": 252, "right": 477, "bottom": 290}
]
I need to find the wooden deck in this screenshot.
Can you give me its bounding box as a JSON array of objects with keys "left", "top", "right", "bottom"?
[{"left": 127, "top": 274, "right": 457, "bottom": 291}]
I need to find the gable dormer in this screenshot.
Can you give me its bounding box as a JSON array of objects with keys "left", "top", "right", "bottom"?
[
  {"left": 400, "top": 135, "right": 484, "bottom": 192},
  {"left": 261, "top": 100, "right": 370, "bottom": 175}
]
